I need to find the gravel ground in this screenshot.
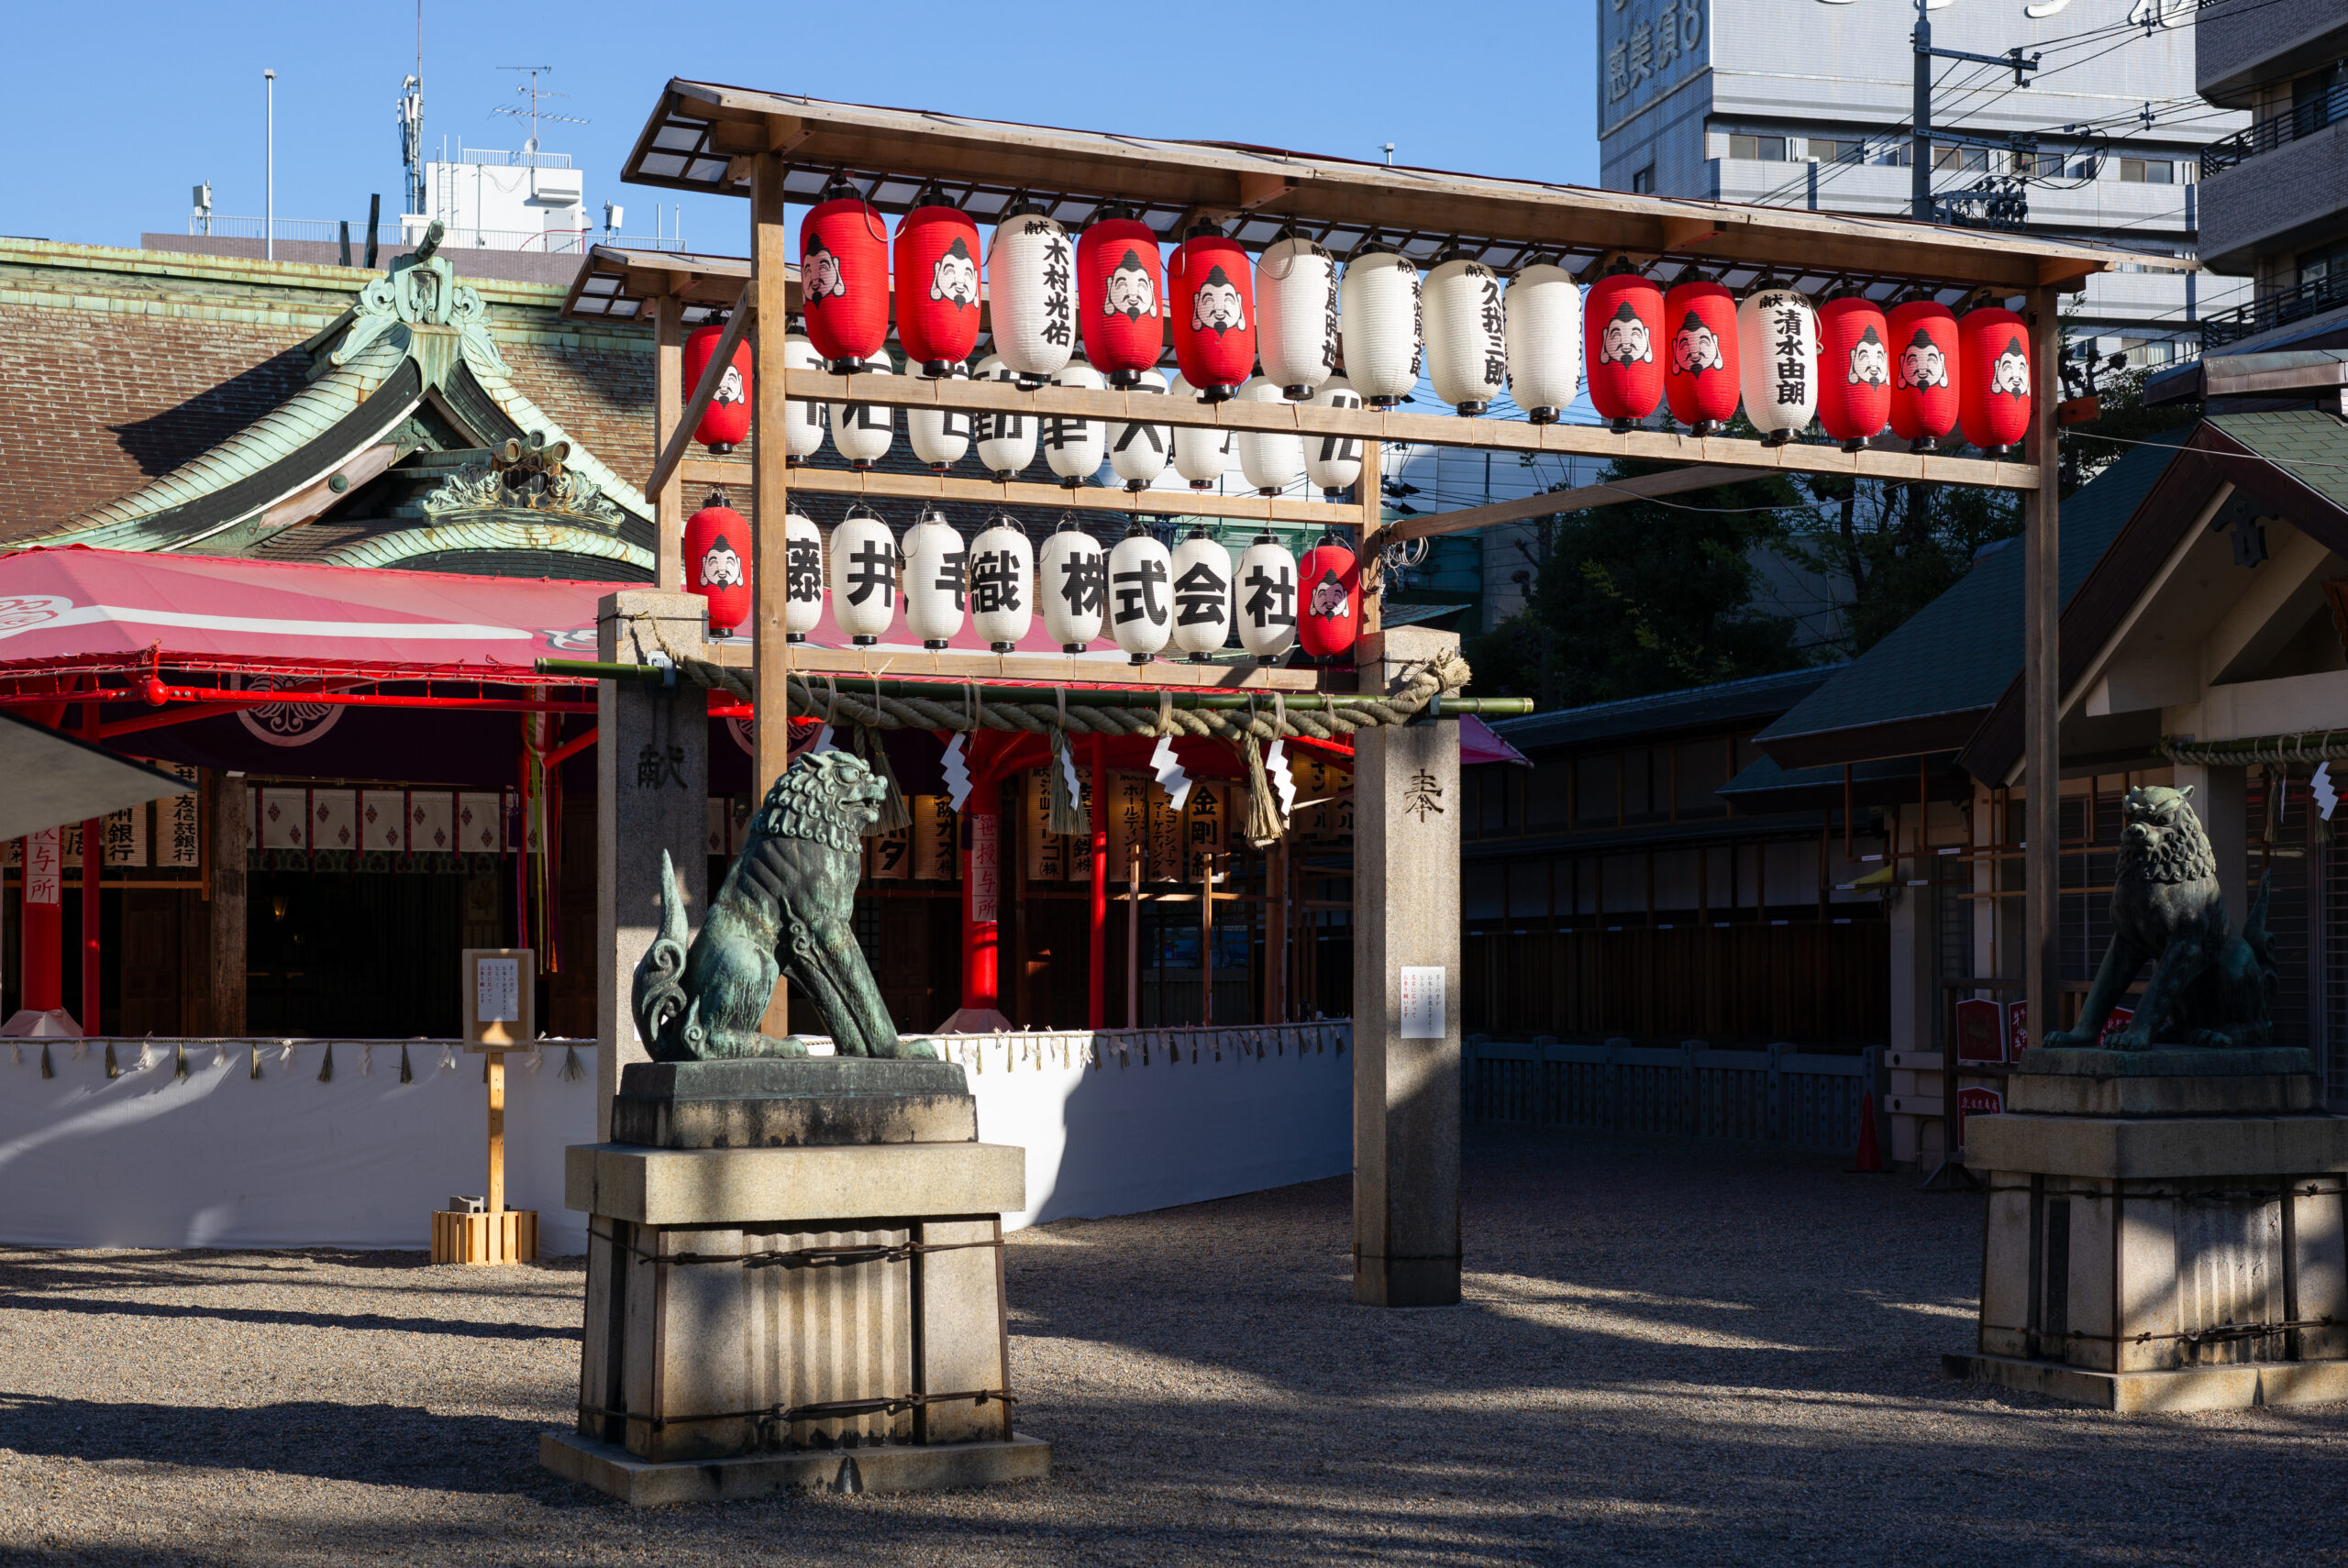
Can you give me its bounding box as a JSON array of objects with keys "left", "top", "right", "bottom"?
[{"left": 5, "top": 1128, "right": 2347, "bottom": 1566}]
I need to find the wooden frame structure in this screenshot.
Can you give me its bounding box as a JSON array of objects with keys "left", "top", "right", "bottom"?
[{"left": 604, "top": 79, "right": 2183, "bottom": 1107}]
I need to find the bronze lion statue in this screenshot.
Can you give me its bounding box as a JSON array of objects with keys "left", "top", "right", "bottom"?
[
  {"left": 631, "top": 750, "right": 935, "bottom": 1060},
  {"left": 2048, "top": 784, "right": 2276, "bottom": 1051}
]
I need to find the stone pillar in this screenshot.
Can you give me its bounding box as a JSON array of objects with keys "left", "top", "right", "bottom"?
[
  {"left": 595, "top": 591, "right": 710, "bottom": 1141},
  {"left": 1352, "top": 626, "right": 1463, "bottom": 1309},
  {"left": 208, "top": 775, "right": 248, "bottom": 1037}
]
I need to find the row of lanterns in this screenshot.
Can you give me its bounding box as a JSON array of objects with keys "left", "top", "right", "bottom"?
[
  {"left": 682, "top": 501, "right": 1363, "bottom": 664},
  {"left": 686, "top": 182, "right": 2032, "bottom": 472}
]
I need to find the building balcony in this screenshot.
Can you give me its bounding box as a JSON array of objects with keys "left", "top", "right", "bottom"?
[
  {"left": 2200, "top": 272, "right": 2348, "bottom": 353},
  {"left": 2196, "top": 116, "right": 2348, "bottom": 276},
  {"left": 2202, "top": 84, "right": 2348, "bottom": 180},
  {"left": 2197, "top": 0, "right": 2348, "bottom": 107}
]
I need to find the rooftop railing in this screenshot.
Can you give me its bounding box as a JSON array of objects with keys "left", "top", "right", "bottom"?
[
  {"left": 2201, "top": 83, "right": 2348, "bottom": 178},
  {"left": 2199, "top": 268, "right": 2348, "bottom": 351}
]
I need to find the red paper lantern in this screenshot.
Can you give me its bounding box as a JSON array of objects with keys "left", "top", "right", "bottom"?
[
  {"left": 682, "top": 322, "right": 750, "bottom": 452},
  {"left": 1887, "top": 300, "right": 1959, "bottom": 446},
  {"left": 1168, "top": 224, "right": 1256, "bottom": 402},
  {"left": 1585, "top": 269, "right": 1664, "bottom": 429},
  {"left": 1297, "top": 538, "right": 1360, "bottom": 662},
  {"left": 893, "top": 200, "right": 983, "bottom": 376},
  {"left": 1815, "top": 295, "right": 1892, "bottom": 449},
  {"left": 1662, "top": 280, "right": 1738, "bottom": 434},
  {"left": 1959, "top": 306, "right": 2032, "bottom": 453},
  {"left": 1079, "top": 208, "right": 1165, "bottom": 388},
  {"left": 800, "top": 182, "right": 890, "bottom": 372},
  {"left": 683, "top": 499, "right": 752, "bottom": 635}
]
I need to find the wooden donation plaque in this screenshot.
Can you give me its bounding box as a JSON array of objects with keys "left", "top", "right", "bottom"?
[{"left": 432, "top": 948, "right": 539, "bottom": 1264}]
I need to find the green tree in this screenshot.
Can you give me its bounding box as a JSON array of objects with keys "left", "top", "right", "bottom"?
[{"left": 1778, "top": 474, "right": 2021, "bottom": 655}]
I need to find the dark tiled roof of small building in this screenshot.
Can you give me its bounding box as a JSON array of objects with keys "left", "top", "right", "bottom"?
[{"left": 1489, "top": 664, "right": 1839, "bottom": 756}]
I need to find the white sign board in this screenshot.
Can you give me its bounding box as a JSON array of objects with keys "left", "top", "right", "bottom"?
[
  {"left": 1399, "top": 966, "right": 1445, "bottom": 1040},
  {"left": 476, "top": 957, "right": 521, "bottom": 1023}
]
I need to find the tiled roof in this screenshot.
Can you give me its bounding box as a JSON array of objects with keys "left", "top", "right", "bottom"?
[{"left": 1489, "top": 665, "right": 1838, "bottom": 755}]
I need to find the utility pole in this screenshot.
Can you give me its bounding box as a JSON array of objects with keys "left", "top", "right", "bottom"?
[
  {"left": 1911, "top": 0, "right": 2040, "bottom": 225},
  {"left": 264, "top": 69, "right": 277, "bottom": 260}
]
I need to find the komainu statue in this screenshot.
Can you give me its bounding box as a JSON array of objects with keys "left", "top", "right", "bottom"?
[
  {"left": 632, "top": 751, "right": 935, "bottom": 1060},
  {"left": 2048, "top": 784, "right": 2277, "bottom": 1050}
]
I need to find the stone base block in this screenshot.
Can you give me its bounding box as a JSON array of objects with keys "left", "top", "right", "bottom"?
[
  {"left": 1945, "top": 1352, "right": 2348, "bottom": 1413},
  {"left": 612, "top": 1058, "right": 977, "bottom": 1149},
  {"left": 2007, "top": 1047, "right": 2320, "bottom": 1118},
  {"left": 540, "top": 1429, "right": 1050, "bottom": 1506}
]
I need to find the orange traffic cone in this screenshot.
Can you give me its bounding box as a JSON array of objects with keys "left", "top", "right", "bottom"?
[{"left": 1849, "top": 1093, "right": 1887, "bottom": 1174}]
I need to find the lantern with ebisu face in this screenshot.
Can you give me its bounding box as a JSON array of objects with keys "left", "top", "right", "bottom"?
[
  {"left": 684, "top": 493, "right": 751, "bottom": 635},
  {"left": 800, "top": 178, "right": 890, "bottom": 373},
  {"left": 1340, "top": 238, "right": 1422, "bottom": 408},
  {"left": 683, "top": 321, "right": 751, "bottom": 452},
  {"left": 1107, "top": 523, "right": 1173, "bottom": 663},
  {"left": 907, "top": 363, "right": 972, "bottom": 472},
  {"left": 1039, "top": 520, "right": 1107, "bottom": 652},
  {"left": 990, "top": 204, "right": 1076, "bottom": 388},
  {"left": 1958, "top": 305, "right": 2032, "bottom": 455},
  {"left": 1170, "top": 222, "right": 1257, "bottom": 402},
  {"left": 1422, "top": 249, "right": 1507, "bottom": 416},
  {"left": 1256, "top": 227, "right": 1338, "bottom": 401},
  {"left": 827, "top": 506, "right": 899, "bottom": 646},
  {"left": 1662, "top": 279, "right": 1739, "bottom": 436},
  {"left": 1505, "top": 258, "right": 1580, "bottom": 425},
  {"left": 1170, "top": 527, "right": 1235, "bottom": 661},
  {"left": 829, "top": 353, "right": 895, "bottom": 469},
  {"left": 1107, "top": 367, "right": 1170, "bottom": 490},
  {"left": 1735, "top": 283, "right": 1821, "bottom": 447},
  {"left": 1584, "top": 265, "right": 1664, "bottom": 431},
  {"left": 782, "top": 510, "right": 824, "bottom": 642},
  {"left": 1077, "top": 204, "right": 1164, "bottom": 389},
  {"left": 893, "top": 194, "right": 983, "bottom": 377},
  {"left": 1887, "top": 298, "right": 1960, "bottom": 449},
  {"left": 1816, "top": 293, "right": 1892, "bottom": 451},
  {"left": 900, "top": 507, "right": 967, "bottom": 649},
  {"left": 1297, "top": 533, "right": 1359, "bottom": 662}
]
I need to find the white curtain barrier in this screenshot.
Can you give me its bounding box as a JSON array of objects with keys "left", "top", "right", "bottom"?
[{"left": 0, "top": 1023, "right": 1351, "bottom": 1251}]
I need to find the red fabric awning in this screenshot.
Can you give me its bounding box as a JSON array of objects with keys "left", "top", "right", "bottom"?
[{"left": 0, "top": 547, "right": 621, "bottom": 682}]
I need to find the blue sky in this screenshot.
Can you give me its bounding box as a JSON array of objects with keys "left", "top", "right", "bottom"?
[{"left": 5, "top": 1, "right": 1600, "bottom": 251}]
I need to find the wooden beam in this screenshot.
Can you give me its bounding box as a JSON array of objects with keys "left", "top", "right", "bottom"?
[
  {"left": 1379, "top": 465, "right": 1752, "bottom": 546},
  {"left": 646, "top": 280, "right": 754, "bottom": 503},
  {"left": 694, "top": 638, "right": 1342, "bottom": 692},
  {"left": 1237, "top": 171, "right": 1297, "bottom": 211},
  {"left": 1660, "top": 215, "right": 1723, "bottom": 251},
  {"left": 677, "top": 458, "right": 1352, "bottom": 526},
  {"left": 751, "top": 153, "right": 793, "bottom": 1039},
  {"left": 652, "top": 294, "right": 685, "bottom": 590},
  {"left": 2021, "top": 283, "right": 2062, "bottom": 1056},
  {"left": 782, "top": 368, "right": 2044, "bottom": 491}
]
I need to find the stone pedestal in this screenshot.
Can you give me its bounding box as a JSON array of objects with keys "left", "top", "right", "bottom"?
[
  {"left": 1953, "top": 1047, "right": 2348, "bottom": 1411},
  {"left": 542, "top": 1058, "right": 1050, "bottom": 1503}
]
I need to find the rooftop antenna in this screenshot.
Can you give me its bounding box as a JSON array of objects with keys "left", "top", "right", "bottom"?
[
  {"left": 397, "top": 2, "right": 425, "bottom": 218},
  {"left": 492, "top": 65, "right": 587, "bottom": 155},
  {"left": 1381, "top": 142, "right": 1395, "bottom": 166}
]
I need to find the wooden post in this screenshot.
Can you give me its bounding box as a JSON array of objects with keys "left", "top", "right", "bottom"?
[
  {"left": 751, "top": 152, "right": 793, "bottom": 1036},
  {"left": 1088, "top": 735, "right": 1107, "bottom": 1030},
  {"left": 487, "top": 1052, "right": 506, "bottom": 1214},
  {"left": 1125, "top": 840, "right": 1142, "bottom": 1030},
  {"left": 1200, "top": 850, "right": 1215, "bottom": 1026},
  {"left": 208, "top": 775, "right": 247, "bottom": 1036},
  {"left": 1357, "top": 433, "right": 1383, "bottom": 641},
  {"left": 2022, "top": 284, "right": 2061, "bottom": 1055},
  {"left": 653, "top": 293, "right": 686, "bottom": 591}
]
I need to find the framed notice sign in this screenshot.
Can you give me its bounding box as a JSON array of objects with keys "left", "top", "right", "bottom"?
[
  {"left": 463, "top": 948, "right": 534, "bottom": 1046},
  {"left": 1954, "top": 997, "right": 2005, "bottom": 1065},
  {"left": 1399, "top": 966, "right": 1445, "bottom": 1040}
]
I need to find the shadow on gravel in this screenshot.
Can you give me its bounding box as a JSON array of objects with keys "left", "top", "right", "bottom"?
[
  {"left": 0, "top": 1394, "right": 567, "bottom": 1496},
  {"left": 0, "top": 1293, "right": 580, "bottom": 1341}
]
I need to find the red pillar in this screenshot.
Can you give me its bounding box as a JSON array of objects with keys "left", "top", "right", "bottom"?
[
  {"left": 1088, "top": 734, "right": 1107, "bottom": 1030},
  {"left": 80, "top": 815, "right": 101, "bottom": 1034},
  {"left": 19, "top": 828, "right": 62, "bottom": 1018},
  {"left": 961, "top": 785, "right": 1001, "bottom": 1012}
]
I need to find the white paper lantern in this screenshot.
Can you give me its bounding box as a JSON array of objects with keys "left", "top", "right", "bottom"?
[
  {"left": 1169, "top": 529, "right": 1234, "bottom": 660},
  {"left": 1737, "top": 286, "right": 1822, "bottom": 445},
  {"left": 1339, "top": 244, "right": 1422, "bottom": 407},
  {"left": 1235, "top": 533, "right": 1300, "bottom": 659},
  {"left": 782, "top": 331, "right": 826, "bottom": 460},
  {"left": 1107, "top": 366, "right": 1170, "bottom": 490},
  {"left": 988, "top": 204, "right": 1075, "bottom": 385},
  {"left": 828, "top": 353, "right": 894, "bottom": 469},
  {"left": 1256, "top": 230, "right": 1338, "bottom": 400},
  {"left": 968, "top": 520, "right": 1035, "bottom": 650},
  {"left": 1168, "top": 372, "right": 1234, "bottom": 490},
  {"left": 1044, "top": 359, "right": 1107, "bottom": 486},
  {"left": 969, "top": 355, "right": 1036, "bottom": 480},
  {"left": 783, "top": 509, "right": 825, "bottom": 641},
  {"left": 827, "top": 510, "right": 899, "bottom": 645},
  {"left": 907, "top": 363, "right": 972, "bottom": 471},
  {"left": 1306, "top": 377, "right": 1365, "bottom": 497},
  {"left": 1423, "top": 253, "right": 1507, "bottom": 416},
  {"left": 900, "top": 509, "right": 967, "bottom": 648},
  {"left": 1234, "top": 376, "right": 1303, "bottom": 495},
  {"left": 1106, "top": 525, "right": 1173, "bottom": 662},
  {"left": 1504, "top": 261, "right": 1581, "bottom": 424},
  {"left": 1038, "top": 522, "right": 1106, "bottom": 651}
]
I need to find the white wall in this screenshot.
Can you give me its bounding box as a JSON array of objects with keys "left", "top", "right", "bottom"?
[{"left": 0, "top": 1025, "right": 1355, "bottom": 1251}]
